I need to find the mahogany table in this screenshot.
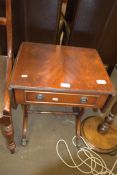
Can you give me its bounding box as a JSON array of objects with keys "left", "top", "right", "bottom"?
[{"left": 9, "top": 42, "right": 115, "bottom": 147}]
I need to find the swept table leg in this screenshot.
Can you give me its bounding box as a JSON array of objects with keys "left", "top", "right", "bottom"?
[
  {"left": 73, "top": 107, "right": 84, "bottom": 147},
  {"left": 74, "top": 107, "right": 84, "bottom": 137},
  {"left": 21, "top": 105, "right": 28, "bottom": 146}
]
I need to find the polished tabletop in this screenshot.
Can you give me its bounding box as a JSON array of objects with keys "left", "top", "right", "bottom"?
[{"left": 10, "top": 42, "right": 115, "bottom": 95}]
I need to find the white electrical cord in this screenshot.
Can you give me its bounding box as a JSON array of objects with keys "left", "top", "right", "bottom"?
[{"left": 56, "top": 136, "right": 117, "bottom": 175}]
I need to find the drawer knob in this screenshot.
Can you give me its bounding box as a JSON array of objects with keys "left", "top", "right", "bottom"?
[
  {"left": 80, "top": 96, "right": 88, "bottom": 104},
  {"left": 36, "top": 94, "right": 44, "bottom": 100}
]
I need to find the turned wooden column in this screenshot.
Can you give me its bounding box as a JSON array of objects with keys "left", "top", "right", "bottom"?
[
  {"left": 98, "top": 100, "right": 117, "bottom": 134},
  {"left": 1, "top": 111, "right": 15, "bottom": 153},
  {"left": 0, "top": 0, "right": 16, "bottom": 153}
]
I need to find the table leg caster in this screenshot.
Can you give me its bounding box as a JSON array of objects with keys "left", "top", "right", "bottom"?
[
  {"left": 75, "top": 137, "right": 81, "bottom": 148},
  {"left": 21, "top": 138, "right": 28, "bottom": 146}
]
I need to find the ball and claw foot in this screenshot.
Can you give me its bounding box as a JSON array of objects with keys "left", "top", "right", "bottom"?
[{"left": 21, "top": 138, "right": 28, "bottom": 146}]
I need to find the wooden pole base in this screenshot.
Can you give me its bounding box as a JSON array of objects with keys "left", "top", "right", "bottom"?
[{"left": 81, "top": 116, "right": 117, "bottom": 153}]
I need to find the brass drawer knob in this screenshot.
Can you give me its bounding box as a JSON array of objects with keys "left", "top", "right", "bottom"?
[
  {"left": 80, "top": 96, "right": 88, "bottom": 104},
  {"left": 36, "top": 94, "right": 44, "bottom": 100}
]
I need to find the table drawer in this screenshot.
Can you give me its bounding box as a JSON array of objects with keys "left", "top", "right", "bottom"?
[{"left": 25, "top": 91, "right": 100, "bottom": 107}]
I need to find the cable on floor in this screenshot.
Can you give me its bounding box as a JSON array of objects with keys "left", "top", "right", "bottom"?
[{"left": 56, "top": 136, "right": 117, "bottom": 175}]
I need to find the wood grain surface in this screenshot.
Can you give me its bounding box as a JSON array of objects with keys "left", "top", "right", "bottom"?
[
  {"left": 81, "top": 116, "right": 117, "bottom": 151},
  {"left": 10, "top": 42, "right": 115, "bottom": 95}
]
